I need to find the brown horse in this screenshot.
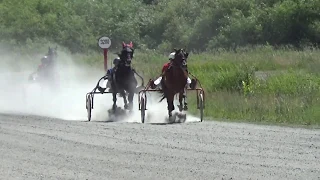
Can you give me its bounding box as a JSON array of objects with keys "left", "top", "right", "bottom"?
[{"left": 159, "top": 48, "right": 189, "bottom": 120}]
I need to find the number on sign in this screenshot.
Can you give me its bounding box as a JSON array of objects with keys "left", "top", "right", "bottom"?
[
  {"left": 100, "top": 39, "right": 110, "bottom": 44},
  {"left": 98, "top": 36, "right": 111, "bottom": 49}
]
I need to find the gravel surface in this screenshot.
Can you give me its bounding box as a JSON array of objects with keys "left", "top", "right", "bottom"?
[{"left": 0, "top": 113, "right": 319, "bottom": 180}]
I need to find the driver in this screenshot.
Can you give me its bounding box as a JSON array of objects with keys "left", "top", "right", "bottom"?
[
  {"left": 162, "top": 52, "right": 175, "bottom": 73},
  {"left": 153, "top": 52, "right": 193, "bottom": 89},
  {"left": 106, "top": 57, "right": 121, "bottom": 91},
  {"left": 37, "top": 56, "right": 49, "bottom": 72},
  {"left": 152, "top": 52, "right": 175, "bottom": 88}
]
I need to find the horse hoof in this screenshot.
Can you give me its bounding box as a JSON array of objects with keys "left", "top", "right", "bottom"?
[
  {"left": 183, "top": 114, "right": 187, "bottom": 120},
  {"left": 167, "top": 113, "right": 176, "bottom": 123},
  {"left": 177, "top": 113, "right": 187, "bottom": 122},
  {"left": 112, "top": 105, "right": 117, "bottom": 111},
  {"left": 169, "top": 116, "right": 176, "bottom": 123},
  {"left": 117, "top": 108, "right": 126, "bottom": 116},
  {"left": 128, "top": 103, "right": 133, "bottom": 111}
]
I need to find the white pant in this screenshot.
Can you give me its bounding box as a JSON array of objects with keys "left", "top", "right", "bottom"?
[
  {"left": 99, "top": 79, "right": 108, "bottom": 88},
  {"left": 154, "top": 77, "right": 191, "bottom": 86}
]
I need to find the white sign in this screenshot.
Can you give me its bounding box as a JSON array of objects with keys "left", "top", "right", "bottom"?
[{"left": 98, "top": 36, "right": 111, "bottom": 49}]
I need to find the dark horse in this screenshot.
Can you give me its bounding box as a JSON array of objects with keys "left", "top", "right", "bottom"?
[
  {"left": 159, "top": 48, "right": 189, "bottom": 120},
  {"left": 110, "top": 42, "right": 137, "bottom": 112},
  {"left": 44, "top": 46, "right": 58, "bottom": 78}
]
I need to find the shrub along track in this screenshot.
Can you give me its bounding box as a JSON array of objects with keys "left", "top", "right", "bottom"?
[{"left": 0, "top": 113, "right": 319, "bottom": 180}]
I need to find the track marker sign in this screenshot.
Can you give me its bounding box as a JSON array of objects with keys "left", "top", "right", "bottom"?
[
  {"left": 98, "top": 36, "right": 111, "bottom": 49},
  {"left": 98, "top": 36, "right": 112, "bottom": 72}
]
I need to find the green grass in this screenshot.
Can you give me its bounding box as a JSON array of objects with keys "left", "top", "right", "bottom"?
[{"left": 126, "top": 46, "right": 320, "bottom": 126}]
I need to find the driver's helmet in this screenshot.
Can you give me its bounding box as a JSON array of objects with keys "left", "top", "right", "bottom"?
[
  {"left": 168, "top": 52, "right": 175, "bottom": 60},
  {"left": 113, "top": 57, "right": 120, "bottom": 66},
  {"left": 41, "top": 56, "right": 48, "bottom": 64}
]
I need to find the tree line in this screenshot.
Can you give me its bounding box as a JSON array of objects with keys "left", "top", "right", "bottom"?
[{"left": 0, "top": 0, "right": 319, "bottom": 53}]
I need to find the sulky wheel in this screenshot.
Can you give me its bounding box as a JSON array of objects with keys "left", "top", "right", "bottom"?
[
  {"left": 198, "top": 92, "right": 204, "bottom": 122},
  {"left": 140, "top": 95, "right": 146, "bottom": 123},
  {"left": 86, "top": 94, "right": 92, "bottom": 121}
]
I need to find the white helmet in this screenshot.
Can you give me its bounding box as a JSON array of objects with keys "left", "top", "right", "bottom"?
[
  {"left": 41, "top": 56, "right": 48, "bottom": 63},
  {"left": 168, "top": 52, "right": 175, "bottom": 60}
]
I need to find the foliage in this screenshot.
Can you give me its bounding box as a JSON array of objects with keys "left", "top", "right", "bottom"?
[{"left": 1, "top": 0, "right": 320, "bottom": 52}]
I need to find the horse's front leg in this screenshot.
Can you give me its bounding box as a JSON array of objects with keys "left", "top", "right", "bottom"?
[
  {"left": 178, "top": 88, "right": 188, "bottom": 111},
  {"left": 120, "top": 90, "right": 128, "bottom": 110},
  {"left": 128, "top": 77, "right": 137, "bottom": 111},
  {"left": 167, "top": 93, "right": 175, "bottom": 117},
  {"left": 112, "top": 92, "right": 117, "bottom": 111}
]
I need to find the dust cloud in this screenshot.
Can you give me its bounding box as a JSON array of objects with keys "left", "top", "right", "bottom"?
[
  {"left": 0, "top": 47, "right": 105, "bottom": 120},
  {"left": 0, "top": 46, "right": 201, "bottom": 123}
]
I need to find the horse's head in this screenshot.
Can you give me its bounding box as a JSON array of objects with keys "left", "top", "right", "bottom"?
[
  {"left": 47, "top": 46, "right": 58, "bottom": 59},
  {"left": 118, "top": 42, "right": 134, "bottom": 67},
  {"left": 172, "top": 48, "right": 189, "bottom": 69}
]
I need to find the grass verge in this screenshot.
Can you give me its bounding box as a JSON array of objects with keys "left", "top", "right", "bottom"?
[{"left": 127, "top": 46, "right": 320, "bottom": 126}]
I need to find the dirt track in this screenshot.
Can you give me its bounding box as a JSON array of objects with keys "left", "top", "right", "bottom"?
[{"left": 0, "top": 113, "right": 319, "bottom": 180}]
